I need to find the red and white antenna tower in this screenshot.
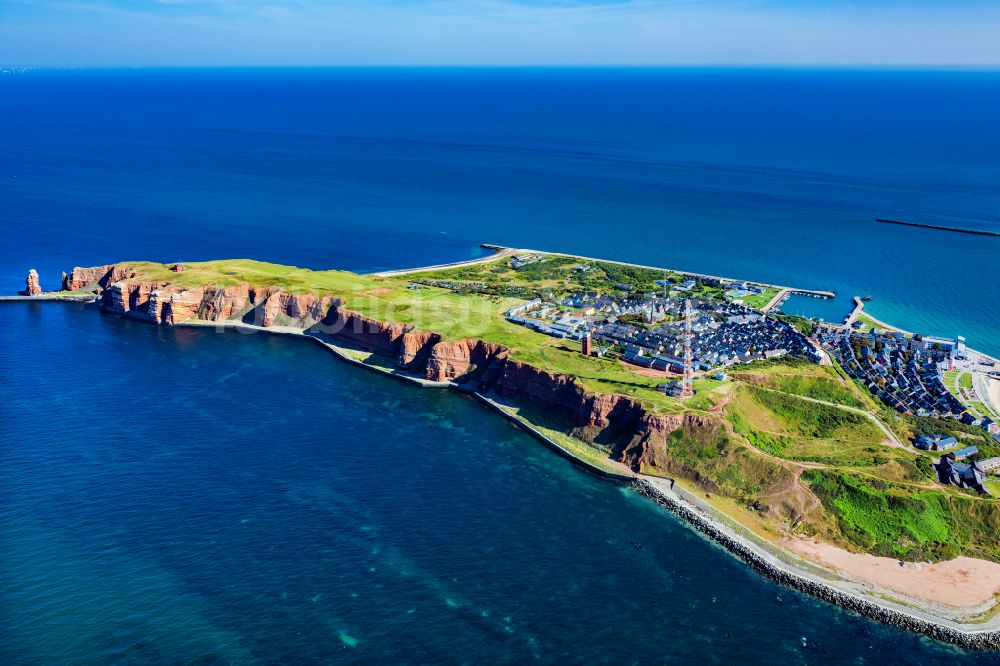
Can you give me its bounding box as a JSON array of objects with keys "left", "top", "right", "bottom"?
[{"left": 681, "top": 298, "right": 694, "bottom": 397}]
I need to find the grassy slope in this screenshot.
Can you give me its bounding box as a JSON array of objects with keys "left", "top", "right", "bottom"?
[
  {"left": 730, "top": 361, "right": 867, "bottom": 409},
  {"left": 725, "top": 384, "right": 890, "bottom": 466}
]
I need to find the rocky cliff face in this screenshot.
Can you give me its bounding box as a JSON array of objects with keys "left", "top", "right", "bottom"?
[
  {"left": 79, "top": 262, "right": 715, "bottom": 465},
  {"left": 312, "top": 308, "right": 408, "bottom": 354},
  {"left": 62, "top": 264, "right": 136, "bottom": 292},
  {"left": 398, "top": 331, "right": 442, "bottom": 370},
  {"left": 199, "top": 285, "right": 252, "bottom": 321},
  {"left": 163, "top": 290, "right": 205, "bottom": 325},
  {"left": 425, "top": 339, "right": 508, "bottom": 383},
  {"left": 615, "top": 413, "right": 721, "bottom": 472},
  {"left": 21, "top": 269, "right": 42, "bottom": 296},
  {"left": 101, "top": 281, "right": 170, "bottom": 317},
  {"left": 491, "top": 359, "right": 642, "bottom": 427},
  {"left": 98, "top": 279, "right": 340, "bottom": 329},
  {"left": 484, "top": 357, "right": 712, "bottom": 470}
]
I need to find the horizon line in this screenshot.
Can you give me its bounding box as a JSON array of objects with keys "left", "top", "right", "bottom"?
[{"left": 5, "top": 64, "right": 1000, "bottom": 72}]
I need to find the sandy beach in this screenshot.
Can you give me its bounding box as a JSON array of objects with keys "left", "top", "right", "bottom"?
[
  {"left": 786, "top": 538, "right": 1000, "bottom": 608},
  {"left": 987, "top": 376, "right": 1000, "bottom": 414}
]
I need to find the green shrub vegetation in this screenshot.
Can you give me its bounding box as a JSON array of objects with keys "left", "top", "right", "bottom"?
[
  {"left": 803, "top": 470, "right": 953, "bottom": 560},
  {"left": 906, "top": 415, "right": 998, "bottom": 455},
  {"left": 804, "top": 470, "right": 1000, "bottom": 562}
]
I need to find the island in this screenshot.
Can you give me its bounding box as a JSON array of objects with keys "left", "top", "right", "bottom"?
[{"left": 9, "top": 246, "right": 1000, "bottom": 649}]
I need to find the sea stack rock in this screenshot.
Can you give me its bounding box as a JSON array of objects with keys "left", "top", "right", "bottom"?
[{"left": 21, "top": 269, "right": 42, "bottom": 296}]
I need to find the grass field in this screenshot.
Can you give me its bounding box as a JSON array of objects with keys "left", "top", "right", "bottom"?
[
  {"left": 730, "top": 362, "right": 868, "bottom": 409},
  {"left": 736, "top": 287, "right": 779, "bottom": 310},
  {"left": 725, "top": 383, "right": 890, "bottom": 465}
]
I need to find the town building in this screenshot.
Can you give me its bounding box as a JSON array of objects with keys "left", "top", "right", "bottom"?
[
  {"left": 937, "top": 456, "right": 989, "bottom": 494},
  {"left": 914, "top": 434, "right": 960, "bottom": 452},
  {"left": 950, "top": 445, "right": 980, "bottom": 462}
]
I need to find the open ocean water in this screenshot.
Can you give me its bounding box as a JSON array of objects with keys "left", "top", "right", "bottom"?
[{"left": 1, "top": 68, "right": 999, "bottom": 662}]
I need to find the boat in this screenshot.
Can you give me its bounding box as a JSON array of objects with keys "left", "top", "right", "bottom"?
[{"left": 862, "top": 295, "right": 872, "bottom": 302}]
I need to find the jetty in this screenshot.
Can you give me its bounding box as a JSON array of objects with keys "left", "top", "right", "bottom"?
[{"left": 876, "top": 218, "right": 1000, "bottom": 238}]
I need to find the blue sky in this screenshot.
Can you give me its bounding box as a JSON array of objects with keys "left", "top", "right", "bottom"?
[{"left": 1, "top": 1, "right": 998, "bottom": 66}]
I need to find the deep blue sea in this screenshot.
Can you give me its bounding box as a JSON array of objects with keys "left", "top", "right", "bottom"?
[{"left": 1, "top": 69, "right": 999, "bottom": 662}]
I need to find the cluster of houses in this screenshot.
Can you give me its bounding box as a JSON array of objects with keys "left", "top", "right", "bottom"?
[
  {"left": 916, "top": 434, "right": 999, "bottom": 495},
  {"left": 509, "top": 254, "right": 544, "bottom": 269},
  {"left": 915, "top": 434, "right": 961, "bottom": 452},
  {"left": 506, "top": 294, "right": 821, "bottom": 373},
  {"left": 937, "top": 455, "right": 991, "bottom": 494},
  {"left": 822, "top": 329, "right": 965, "bottom": 418}
]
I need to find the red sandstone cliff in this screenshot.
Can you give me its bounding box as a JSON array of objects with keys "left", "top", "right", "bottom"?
[
  {"left": 74, "top": 262, "right": 719, "bottom": 466},
  {"left": 62, "top": 264, "right": 136, "bottom": 291},
  {"left": 425, "top": 339, "right": 508, "bottom": 382},
  {"left": 615, "top": 412, "right": 722, "bottom": 473}
]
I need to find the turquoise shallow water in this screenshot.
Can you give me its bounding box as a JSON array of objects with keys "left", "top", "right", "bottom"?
[{"left": 0, "top": 302, "right": 982, "bottom": 663}]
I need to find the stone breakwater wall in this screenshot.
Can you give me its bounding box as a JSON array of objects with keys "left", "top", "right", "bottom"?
[{"left": 630, "top": 479, "right": 1000, "bottom": 651}]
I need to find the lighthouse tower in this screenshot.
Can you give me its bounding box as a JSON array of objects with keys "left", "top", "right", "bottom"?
[{"left": 681, "top": 298, "right": 694, "bottom": 398}]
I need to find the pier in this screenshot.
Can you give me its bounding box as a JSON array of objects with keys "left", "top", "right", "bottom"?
[{"left": 761, "top": 288, "right": 789, "bottom": 313}]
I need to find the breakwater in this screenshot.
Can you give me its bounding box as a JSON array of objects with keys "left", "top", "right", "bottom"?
[
  {"left": 876, "top": 218, "right": 1000, "bottom": 238},
  {"left": 631, "top": 479, "right": 1000, "bottom": 651}
]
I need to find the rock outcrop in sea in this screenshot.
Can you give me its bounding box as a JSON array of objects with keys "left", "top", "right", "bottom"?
[{"left": 20, "top": 269, "right": 42, "bottom": 296}]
